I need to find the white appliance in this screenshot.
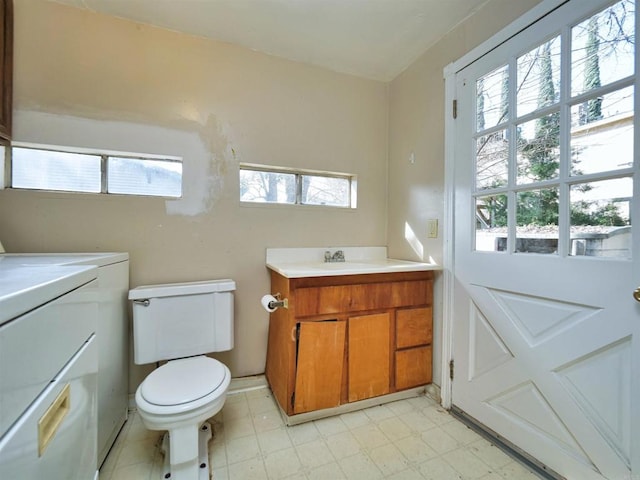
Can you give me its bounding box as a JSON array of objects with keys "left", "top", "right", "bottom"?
[
  {"left": 0, "top": 253, "right": 129, "bottom": 467},
  {"left": 0, "top": 262, "right": 99, "bottom": 479}
]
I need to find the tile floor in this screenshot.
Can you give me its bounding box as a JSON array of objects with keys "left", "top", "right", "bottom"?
[{"left": 99, "top": 388, "right": 542, "bottom": 480}]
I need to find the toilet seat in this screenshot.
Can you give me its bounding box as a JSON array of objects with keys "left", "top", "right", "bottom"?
[{"left": 140, "top": 356, "right": 226, "bottom": 406}]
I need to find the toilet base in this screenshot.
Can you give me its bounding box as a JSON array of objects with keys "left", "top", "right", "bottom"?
[{"left": 160, "top": 422, "right": 213, "bottom": 480}]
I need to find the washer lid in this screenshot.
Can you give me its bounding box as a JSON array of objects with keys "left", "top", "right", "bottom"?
[{"left": 140, "top": 356, "right": 227, "bottom": 406}]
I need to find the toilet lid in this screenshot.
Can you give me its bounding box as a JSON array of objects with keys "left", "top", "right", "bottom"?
[{"left": 140, "top": 356, "right": 227, "bottom": 406}]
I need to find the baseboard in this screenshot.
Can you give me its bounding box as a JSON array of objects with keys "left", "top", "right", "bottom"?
[
  {"left": 425, "top": 383, "right": 441, "bottom": 403},
  {"left": 278, "top": 386, "right": 427, "bottom": 426},
  {"left": 228, "top": 374, "right": 269, "bottom": 394}
]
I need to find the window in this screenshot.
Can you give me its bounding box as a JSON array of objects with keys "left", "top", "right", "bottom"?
[
  {"left": 473, "top": 0, "right": 634, "bottom": 258},
  {"left": 10, "top": 144, "right": 182, "bottom": 197},
  {"left": 239, "top": 163, "right": 356, "bottom": 208}
]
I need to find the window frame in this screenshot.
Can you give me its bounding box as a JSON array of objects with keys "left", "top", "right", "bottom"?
[
  {"left": 8, "top": 142, "right": 183, "bottom": 198},
  {"left": 239, "top": 163, "right": 357, "bottom": 209}
]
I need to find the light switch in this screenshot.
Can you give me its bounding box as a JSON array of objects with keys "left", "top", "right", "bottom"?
[{"left": 427, "top": 219, "right": 438, "bottom": 239}]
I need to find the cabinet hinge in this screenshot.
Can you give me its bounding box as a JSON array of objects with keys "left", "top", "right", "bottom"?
[
  {"left": 449, "top": 359, "right": 454, "bottom": 381},
  {"left": 452, "top": 100, "right": 458, "bottom": 119}
]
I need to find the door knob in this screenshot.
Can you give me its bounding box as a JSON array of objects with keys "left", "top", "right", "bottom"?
[{"left": 634, "top": 287, "right": 640, "bottom": 303}]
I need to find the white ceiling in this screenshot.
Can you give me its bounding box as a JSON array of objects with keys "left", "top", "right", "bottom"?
[{"left": 52, "top": 0, "right": 489, "bottom": 81}]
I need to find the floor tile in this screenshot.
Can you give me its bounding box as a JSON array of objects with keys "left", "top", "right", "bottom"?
[
  {"left": 286, "top": 421, "right": 321, "bottom": 446},
  {"left": 442, "top": 447, "right": 493, "bottom": 479},
  {"left": 421, "top": 426, "right": 462, "bottom": 455},
  {"left": 314, "top": 415, "right": 348, "bottom": 437},
  {"left": 306, "top": 461, "right": 346, "bottom": 480},
  {"left": 225, "top": 434, "right": 261, "bottom": 465},
  {"left": 369, "top": 443, "right": 410, "bottom": 476},
  {"left": 338, "top": 452, "right": 384, "bottom": 479},
  {"left": 256, "top": 427, "right": 293, "bottom": 455},
  {"left": 394, "top": 433, "right": 438, "bottom": 466},
  {"left": 377, "top": 415, "right": 413, "bottom": 442},
  {"left": 325, "top": 430, "right": 363, "bottom": 460},
  {"left": 417, "top": 456, "right": 464, "bottom": 480},
  {"left": 100, "top": 388, "right": 545, "bottom": 480},
  {"left": 227, "top": 457, "right": 268, "bottom": 480},
  {"left": 263, "top": 447, "right": 303, "bottom": 479},
  {"left": 295, "top": 438, "right": 335, "bottom": 468},
  {"left": 350, "top": 423, "right": 390, "bottom": 451}
]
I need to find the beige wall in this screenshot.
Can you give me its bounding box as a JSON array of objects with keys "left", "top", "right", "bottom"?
[
  {"left": 0, "top": 1, "right": 389, "bottom": 391},
  {"left": 0, "top": 0, "right": 549, "bottom": 394},
  {"left": 387, "top": 0, "right": 543, "bottom": 385}
]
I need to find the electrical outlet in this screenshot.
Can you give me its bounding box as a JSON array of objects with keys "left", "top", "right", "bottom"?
[{"left": 427, "top": 219, "right": 438, "bottom": 239}]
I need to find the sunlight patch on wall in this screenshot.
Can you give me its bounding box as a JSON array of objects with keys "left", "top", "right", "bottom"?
[{"left": 404, "top": 221, "right": 424, "bottom": 260}]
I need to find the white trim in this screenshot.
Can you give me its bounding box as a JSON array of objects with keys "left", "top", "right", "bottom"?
[
  {"left": 441, "top": 68, "right": 456, "bottom": 409},
  {"left": 441, "top": 0, "right": 569, "bottom": 411},
  {"left": 278, "top": 386, "right": 426, "bottom": 426}
]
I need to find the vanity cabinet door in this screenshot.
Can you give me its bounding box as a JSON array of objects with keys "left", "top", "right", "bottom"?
[
  {"left": 293, "top": 320, "right": 346, "bottom": 414},
  {"left": 348, "top": 313, "right": 390, "bottom": 402}
]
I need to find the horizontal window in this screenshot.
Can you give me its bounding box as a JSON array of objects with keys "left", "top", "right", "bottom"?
[
  {"left": 239, "top": 163, "right": 356, "bottom": 208},
  {"left": 10, "top": 144, "right": 182, "bottom": 198}
]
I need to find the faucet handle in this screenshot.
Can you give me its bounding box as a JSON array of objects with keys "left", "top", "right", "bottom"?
[{"left": 324, "top": 250, "right": 332, "bottom": 262}]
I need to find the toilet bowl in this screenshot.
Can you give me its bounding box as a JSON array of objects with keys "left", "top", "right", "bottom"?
[
  {"left": 135, "top": 356, "right": 231, "bottom": 426},
  {"left": 135, "top": 356, "right": 231, "bottom": 479},
  {"left": 129, "top": 279, "right": 236, "bottom": 480}
]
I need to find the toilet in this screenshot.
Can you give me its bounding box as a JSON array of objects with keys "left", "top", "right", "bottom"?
[{"left": 129, "top": 279, "right": 235, "bottom": 480}]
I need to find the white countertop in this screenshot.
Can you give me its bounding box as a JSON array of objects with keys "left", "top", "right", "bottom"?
[
  {"left": 266, "top": 247, "right": 439, "bottom": 278},
  {"left": 0, "top": 253, "right": 128, "bottom": 326}
]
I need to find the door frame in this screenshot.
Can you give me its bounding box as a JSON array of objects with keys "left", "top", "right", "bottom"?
[{"left": 441, "top": 0, "right": 569, "bottom": 409}]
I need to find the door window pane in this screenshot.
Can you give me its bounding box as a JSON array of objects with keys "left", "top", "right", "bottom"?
[
  {"left": 517, "top": 113, "right": 560, "bottom": 184},
  {"left": 570, "top": 177, "right": 632, "bottom": 257},
  {"left": 476, "top": 65, "right": 509, "bottom": 131},
  {"left": 516, "top": 187, "right": 559, "bottom": 254},
  {"left": 517, "top": 36, "right": 561, "bottom": 117},
  {"left": 476, "top": 130, "right": 509, "bottom": 190},
  {"left": 571, "top": 86, "right": 634, "bottom": 175},
  {"left": 12, "top": 147, "right": 101, "bottom": 193},
  {"left": 571, "top": 0, "right": 635, "bottom": 97},
  {"left": 108, "top": 157, "right": 182, "bottom": 197},
  {"left": 475, "top": 194, "right": 508, "bottom": 252}
]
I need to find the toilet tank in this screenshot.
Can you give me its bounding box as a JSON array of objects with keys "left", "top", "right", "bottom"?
[{"left": 129, "top": 279, "right": 235, "bottom": 365}]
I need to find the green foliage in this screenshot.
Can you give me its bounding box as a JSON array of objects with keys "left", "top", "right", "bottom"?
[
  {"left": 581, "top": 17, "right": 603, "bottom": 124},
  {"left": 571, "top": 201, "right": 628, "bottom": 226}
]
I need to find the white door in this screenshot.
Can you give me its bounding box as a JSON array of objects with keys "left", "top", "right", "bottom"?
[{"left": 451, "top": 0, "right": 639, "bottom": 478}]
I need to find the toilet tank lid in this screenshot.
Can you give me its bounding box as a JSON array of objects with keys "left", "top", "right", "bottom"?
[{"left": 129, "top": 279, "right": 236, "bottom": 300}]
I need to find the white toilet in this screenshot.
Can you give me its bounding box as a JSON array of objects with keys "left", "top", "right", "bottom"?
[{"left": 129, "top": 279, "right": 235, "bottom": 480}]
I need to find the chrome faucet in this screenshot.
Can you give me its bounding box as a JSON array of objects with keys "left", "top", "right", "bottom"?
[{"left": 324, "top": 249, "right": 345, "bottom": 263}]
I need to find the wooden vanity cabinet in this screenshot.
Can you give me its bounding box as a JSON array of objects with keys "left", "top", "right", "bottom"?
[
  {"left": 0, "top": 0, "right": 12, "bottom": 141},
  {"left": 265, "top": 269, "right": 433, "bottom": 419}
]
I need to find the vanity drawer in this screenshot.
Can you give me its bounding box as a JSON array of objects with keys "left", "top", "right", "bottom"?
[
  {"left": 296, "top": 280, "right": 430, "bottom": 316},
  {"left": 396, "top": 307, "right": 432, "bottom": 349}
]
